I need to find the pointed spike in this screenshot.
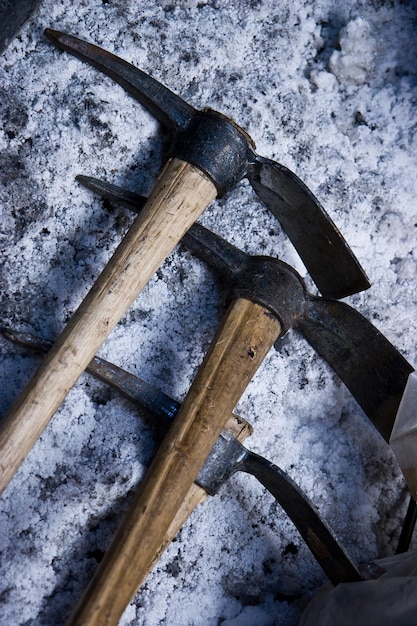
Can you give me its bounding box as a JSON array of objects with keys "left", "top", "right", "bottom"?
[
  {"left": 44, "top": 29, "right": 196, "bottom": 131},
  {"left": 76, "top": 175, "right": 147, "bottom": 210}
]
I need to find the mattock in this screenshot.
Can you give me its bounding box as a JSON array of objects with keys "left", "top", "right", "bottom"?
[
  {"left": 83, "top": 176, "right": 414, "bottom": 448},
  {"left": 0, "top": 30, "right": 371, "bottom": 624},
  {"left": 3, "top": 327, "right": 365, "bottom": 589},
  {"left": 58, "top": 179, "right": 412, "bottom": 624},
  {"left": 0, "top": 29, "right": 369, "bottom": 495}
]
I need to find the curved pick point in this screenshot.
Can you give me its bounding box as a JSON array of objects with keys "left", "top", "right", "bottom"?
[
  {"left": 248, "top": 157, "right": 371, "bottom": 299},
  {"left": 76, "top": 175, "right": 147, "bottom": 210},
  {"left": 242, "top": 451, "right": 363, "bottom": 584},
  {"left": 298, "top": 297, "right": 414, "bottom": 441},
  {"left": 44, "top": 29, "right": 196, "bottom": 131}
]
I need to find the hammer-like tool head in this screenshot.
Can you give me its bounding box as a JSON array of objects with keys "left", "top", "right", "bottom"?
[
  {"left": 0, "top": 28, "right": 370, "bottom": 499},
  {"left": 3, "top": 327, "right": 363, "bottom": 587},
  {"left": 45, "top": 29, "right": 369, "bottom": 300},
  {"left": 86, "top": 177, "right": 414, "bottom": 481},
  {"left": 180, "top": 224, "right": 415, "bottom": 450}
]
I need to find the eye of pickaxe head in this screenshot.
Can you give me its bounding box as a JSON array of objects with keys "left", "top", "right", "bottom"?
[{"left": 45, "top": 29, "right": 369, "bottom": 300}]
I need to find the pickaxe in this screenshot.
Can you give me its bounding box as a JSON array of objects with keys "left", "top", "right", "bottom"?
[
  {"left": 43, "top": 178, "right": 414, "bottom": 624},
  {"left": 0, "top": 30, "right": 369, "bottom": 498},
  {"left": 2, "top": 327, "right": 365, "bottom": 590},
  {"left": 85, "top": 175, "right": 416, "bottom": 475}
]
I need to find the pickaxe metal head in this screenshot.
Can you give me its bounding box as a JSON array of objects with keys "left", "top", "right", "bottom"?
[
  {"left": 3, "top": 327, "right": 364, "bottom": 587},
  {"left": 82, "top": 175, "right": 414, "bottom": 480},
  {"left": 45, "top": 29, "right": 369, "bottom": 300},
  {"left": 0, "top": 27, "right": 371, "bottom": 500},
  {"left": 181, "top": 224, "right": 414, "bottom": 443},
  {"left": 181, "top": 229, "right": 415, "bottom": 458}
]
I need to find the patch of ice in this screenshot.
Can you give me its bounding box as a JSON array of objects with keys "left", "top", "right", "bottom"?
[{"left": 329, "top": 17, "right": 376, "bottom": 86}]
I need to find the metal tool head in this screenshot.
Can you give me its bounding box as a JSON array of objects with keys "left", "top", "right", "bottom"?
[
  {"left": 45, "top": 29, "right": 370, "bottom": 299},
  {"left": 76, "top": 176, "right": 412, "bottom": 445},
  {"left": 3, "top": 326, "right": 363, "bottom": 585},
  {"left": 182, "top": 221, "right": 414, "bottom": 443}
]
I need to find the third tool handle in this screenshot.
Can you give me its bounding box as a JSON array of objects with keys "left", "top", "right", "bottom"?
[{"left": 65, "top": 298, "right": 282, "bottom": 625}]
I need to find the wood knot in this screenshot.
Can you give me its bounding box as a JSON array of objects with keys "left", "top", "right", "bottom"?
[{"left": 247, "top": 347, "right": 256, "bottom": 359}]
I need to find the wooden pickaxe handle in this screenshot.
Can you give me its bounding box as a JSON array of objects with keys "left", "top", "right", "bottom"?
[
  {"left": 141, "top": 409, "right": 252, "bottom": 576},
  {"left": 0, "top": 158, "right": 217, "bottom": 496},
  {"left": 65, "top": 297, "right": 282, "bottom": 625}
]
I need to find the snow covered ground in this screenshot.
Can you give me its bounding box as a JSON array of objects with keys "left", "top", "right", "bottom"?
[{"left": 0, "top": 1, "right": 416, "bottom": 624}]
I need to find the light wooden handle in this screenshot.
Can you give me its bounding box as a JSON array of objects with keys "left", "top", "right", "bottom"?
[
  {"left": 0, "top": 158, "right": 217, "bottom": 497},
  {"left": 66, "top": 298, "right": 282, "bottom": 625},
  {"left": 145, "top": 411, "right": 252, "bottom": 574}
]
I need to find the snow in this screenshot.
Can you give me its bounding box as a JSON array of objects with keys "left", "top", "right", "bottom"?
[
  {"left": 328, "top": 17, "right": 376, "bottom": 86},
  {"left": 0, "top": 1, "right": 416, "bottom": 625}
]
